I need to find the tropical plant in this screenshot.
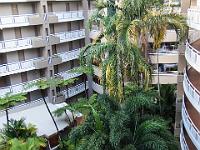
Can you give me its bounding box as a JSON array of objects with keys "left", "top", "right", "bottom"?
[
  {"left": 26, "top": 77, "right": 76, "bottom": 148},
  {"left": 120, "top": 0, "right": 187, "bottom": 96},
  {"left": 0, "top": 118, "right": 46, "bottom": 150},
  {"left": 0, "top": 118, "right": 37, "bottom": 140},
  {"left": 79, "top": 0, "right": 187, "bottom": 102},
  {"left": 8, "top": 137, "right": 46, "bottom": 150},
  {"left": 0, "top": 93, "right": 27, "bottom": 126},
  {"left": 26, "top": 77, "right": 75, "bottom": 132},
  {"left": 63, "top": 84, "right": 178, "bottom": 150},
  {"left": 158, "top": 84, "right": 176, "bottom": 129}
]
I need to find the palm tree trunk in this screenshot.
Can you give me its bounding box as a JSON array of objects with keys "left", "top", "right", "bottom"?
[
  {"left": 119, "top": 52, "right": 125, "bottom": 101},
  {"left": 157, "top": 52, "right": 160, "bottom": 97},
  {"left": 41, "top": 90, "right": 60, "bottom": 133},
  {"left": 156, "top": 52, "right": 162, "bottom": 114},
  {"left": 5, "top": 108, "right": 9, "bottom": 126},
  {"left": 41, "top": 90, "right": 68, "bottom": 148}
]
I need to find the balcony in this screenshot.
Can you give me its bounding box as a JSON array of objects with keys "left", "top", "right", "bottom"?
[
  {"left": 151, "top": 71, "right": 179, "bottom": 84},
  {"left": 0, "top": 13, "right": 43, "bottom": 29},
  {"left": 54, "top": 48, "right": 80, "bottom": 63},
  {"left": 92, "top": 81, "right": 103, "bottom": 94},
  {"left": 148, "top": 30, "right": 178, "bottom": 43},
  {"left": 185, "top": 41, "right": 200, "bottom": 72},
  {"left": 182, "top": 99, "right": 200, "bottom": 149},
  {"left": 188, "top": 8, "right": 200, "bottom": 30},
  {"left": 149, "top": 50, "right": 179, "bottom": 64},
  {"left": 0, "top": 0, "right": 40, "bottom": 2},
  {"left": 0, "top": 36, "right": 45, "bottom": 53},
  {"left": 0, "top": 78, "right": 43, "bottom": 97},
  {"left": 55, "top": 69, "right": 82, "bottom": 80},
  {"left": 180, "top": 127, "right": 189, "bottom": 150},
  {"left": 52, "top": 29, "right": 85, "bottom": 44},
  {"left": 89, "top": 29, "right": 101, "bottom": 40},
  {"left": 61, "top": 82, "right": 88, "bottom": 99},
  {"left": 0, "top": 57, "right": 45, "bottom": 77},
  {"left": 48, "top": 11, "right": 84, "bottom": 23},
  {"left": 183, "top": 68, "right": 200, "bottom": 113}
]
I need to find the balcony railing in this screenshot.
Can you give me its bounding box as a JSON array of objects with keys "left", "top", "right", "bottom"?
[
  {"left": 61, "top": 82, "right": 88, "bottom": 98},
  {"left": 183, "top": 70, "right": 200, "bottom": 113},
  {"left": 0, "top": 13, "right": 41, "bottom": 28},
  {"left": 0, "top": 36, "right": 43, "bottom": 53},
  {"left": 188, "top": 8, "right": 200, "bottom": 30},
  {"left": 0, "top": 97, "right": 44, "bottom": 117},
  {"left": 0, "top": 78, "right": 43, "bottom": 97},
  {"left": 54, "top": 48, "right": 80, "bottom": 62},
  {"left": 185, "top": 42, "right": 200, "bottom": 72},
  {"left": 0, "top": 57, "right": 44, "bottom": 77},
  {"left": 53, "top": 29, "right": 85, "bottom": 43},
  {"left": 55, "top": 68, "right": 82, "bottom": 80},
  {"left": 180, "top": 127, "right": 189, "bottom": 150},
  {"left": 151, "top": 71, "right": 178, "bottom": 84},
  {"left": 92, "top": 82, "right": 103, "bottom": 94},
  {"left": 182, "top": 99, "right": 200, "bottom": 149},
  {"left": 49, "top": 11, "right": 84, "bottom": 22}
]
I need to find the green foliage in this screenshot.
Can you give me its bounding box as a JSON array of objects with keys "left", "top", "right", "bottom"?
[
  {"left": 64, "top": 84, "right": 178, "bottom": 150},
  {"left": 0, "top": 93, "right": 27, "bottom": 109},
  {"left": 8, "top": 137, "right": 46, "bottom": 150},
  {"left": 25, "top": 77, "right": 76, "bottom": 91},
  {"left": 0, "top": 118, "right": 46, "bottom": 150},
  {"left": 1, "top": 118, "right": 37, "bottom": 140}
]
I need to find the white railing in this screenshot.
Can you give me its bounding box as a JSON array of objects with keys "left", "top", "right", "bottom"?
[
  {"left": 0, "top": 97, "right": 45, "bottom": 117},
  {"left": 183, "top": 70, "right": 200, "bottom": 113},
  {"left": 0, "top": 57, "right": 43, "bottom": 76},
  {"left": 189, "top": 30, "right": 200, "bottom": 43},
  {"left": 49, "top": 11, "right": 84, "bottom": 21},
  {"left": 55, "top": 69, "right": 82, "bottom": 80},
  {"left": 92, "top": 82, "right": 103, "bottom": 94},
  {"left": 55, "top": 48, "right": 80, "bottom": 62},
  {"left": 180, "top": 127, "right": 189, "bottom": 150},
  {"left": 0, "top": 37, "right": 32, "bottom": 51},
  {"left": 182, "top": 100, "right": 200, "bottom": 149},
  {"left": 188, "top": 9, "right": 200, "bottom": 27},
  {"left": 0, "top": 13, "right": 39, "bottom": 25},
  {"left": 61, "top": 82, "right": 88, "bottom": 98},
  {"left": 0, "top": 78, "right": 43, "bottom": 97},
  {"left": 185, "top": 42, "right": 200, "bottom": 72},
  {"left": 53, "top": 29, "right": 85, "bottom": 43}
]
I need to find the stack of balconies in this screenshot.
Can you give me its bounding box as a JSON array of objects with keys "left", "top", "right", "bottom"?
[
  {"left": 180, "top": 2, "right": 200, "bottom": 149},
  {"left": 0, "top": 1, "right": 88, "bottom": 106}
]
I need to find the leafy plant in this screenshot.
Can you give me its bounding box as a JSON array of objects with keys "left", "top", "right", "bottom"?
[
  {"left": 0, "top": 118, "right": 46, "bottom": 150},
  {"left": 63, "top": 84, "right": 178, "bottom": 150},
  {"left": 0, "top": 93, "right": 27, "bottom": 126}
]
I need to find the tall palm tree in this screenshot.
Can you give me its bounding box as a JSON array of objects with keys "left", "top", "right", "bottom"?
[
  {"left": 0, "top": 93, "right": 26, "bottom": 126},
  {"left": 120, "top": 0, "right": 188, "bottom": 95},
  {"left": 80, "top": 0, "right": 151, "bottom": 102}
]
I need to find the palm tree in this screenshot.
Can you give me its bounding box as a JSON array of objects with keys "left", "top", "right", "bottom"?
[
  {"left": 120, "top": 0, "right": 188, "bottom": 95},
  {"left": 0, "top": 118, "right": 46, "bottom": 150},
  {"left": 30, "top": 77, "right": 76, "bottom": 139},
  {"left": 80, "top": 0, "right": 151, "bottom": 102},
  {"left": 8, "top": 137, "right": 46, "bottom": 150},
  {"left": 81, "top": 0, "right": 187, "bottom": 101},
  {"left": 64, "top": 85, "right": 178, "bottom": 150},
  {"left": 0, "top": 93, "right": 27, "bottom": 126}
]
